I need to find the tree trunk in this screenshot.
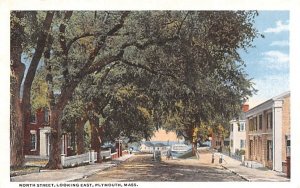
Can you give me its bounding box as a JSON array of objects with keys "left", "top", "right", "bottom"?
[
  {"left": 192, "top": 141, "right": 197, "bottom": 156},
  {"left": 46, "top": 108, "right": 63, "bottom": 169},
  {"left": 10, "top": 11, "right": 25, "bottom": 168},
  {"left": 89, "top": 117, "right": 102, "bottom": 163},
  {"left": 76, "top": 118, "right": 86, "bottom": 155},
  {"left": 10, "top": 76, "right": 25, "bottom": 168}
]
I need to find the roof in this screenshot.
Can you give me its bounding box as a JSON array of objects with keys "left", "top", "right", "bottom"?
[
  {"left": 154, "top": 143, "right": 167, "bottom": 147},
  {"left": 246, "top": 91, "right": 290, "bottom": 117},
  {"left": 142, "top": 142, "right": 154, "bottom": 147}
]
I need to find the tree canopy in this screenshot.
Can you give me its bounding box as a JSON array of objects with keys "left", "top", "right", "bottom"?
[{"left": 11, "top": 10, "right": 261, "bottom": 168}]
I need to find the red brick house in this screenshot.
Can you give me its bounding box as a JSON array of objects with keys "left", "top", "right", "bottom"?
[{"left": 24, "top": 108, "right": 74, "bottom": 157}]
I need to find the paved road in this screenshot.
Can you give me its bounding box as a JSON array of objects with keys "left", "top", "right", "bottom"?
[{"left": 78, "top": 154, "right": 245, "bottom": 182}]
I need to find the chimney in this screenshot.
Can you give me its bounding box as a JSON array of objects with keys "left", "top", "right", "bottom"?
[{"left": 242, "top": 104, "right": 249, "bottom": 112}]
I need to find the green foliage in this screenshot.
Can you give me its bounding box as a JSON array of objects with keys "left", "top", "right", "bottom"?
[
  {"left": 15, "top": 11, "right": 261, "bottom": 149},
  {"left": 31, "top": 67, "right": 48, "bottom": 112}
]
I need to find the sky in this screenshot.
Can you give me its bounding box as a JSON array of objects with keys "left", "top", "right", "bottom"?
[{"left": 240, "top": 11, "right": 289, "bottom": 108}]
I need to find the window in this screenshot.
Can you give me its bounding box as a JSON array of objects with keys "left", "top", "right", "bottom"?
[
  {"left": 286, "top": 138, "right": 291, "bottom": 157},
  {"left": 30, "top": 113, "right": 37, "bottom": 123},
  {"left": 267, "top": 140, "right": 273, "bottom": 161},
  {"left": 240, "top": 140, "right": 245, "bottom": 148},
  {"left": 259, "top": 115, "right": 262, "bottom": 130},
  {"left": 30, "top": 132, "right": 37, "bottom": 151},
  {"left": 44, "top": 109, "right": 49, "bottom": 123},
  {"left": 249, "top": 118, "right": 253, "bottom": 131},
  {"left": 254, "top": 117, "right": 257, "bottom": 131},
  {"left": 239, "top": 122, "right": 245, "bottom": 132},
  {"left": 267, "top": 112, "right": 273, "bottom": 129},
  {"left": 67, "top": 133, "right": 72, "bottom": 148}
]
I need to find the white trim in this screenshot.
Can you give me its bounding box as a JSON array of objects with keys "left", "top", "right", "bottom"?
[{"left": 273, "top": 104, "right": 283, "bottom": 172}]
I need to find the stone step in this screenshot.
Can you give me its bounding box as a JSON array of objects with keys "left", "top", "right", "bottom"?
[{"left": 243, "top": 160, "right": 264, "bottom": 168}]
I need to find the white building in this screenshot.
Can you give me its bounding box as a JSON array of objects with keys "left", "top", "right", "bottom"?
[
  {"left": 230, "top": 118, "right": 246, "bottom": 156},
  {"left": 140, "top": 142, "right": 155, "bottom": 153},
  {"left": 229, "top": 104, "right": 249, "bottom": 156}
]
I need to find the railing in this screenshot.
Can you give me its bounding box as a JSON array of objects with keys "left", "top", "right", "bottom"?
[
  {"left": 61, "top": 152, "right": 92, "bottom": 167},
  {"left": 60, "top": 149, "right": 131, "bottom": 167}
]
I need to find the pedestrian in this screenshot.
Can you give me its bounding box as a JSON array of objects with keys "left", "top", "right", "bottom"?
[
  {"left": 166, "top": 149, "right": 171, "bottom": 160},
  {"left": 211, "top": 153, "right": 215, "bottom": 163},
  {"left": 219, "top": 154, "right": 223, "bottom": 164}
]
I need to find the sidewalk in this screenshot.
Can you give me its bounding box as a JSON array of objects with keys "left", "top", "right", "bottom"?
[
  {"left": 215, "top": 152, "right": 289, "bottom": 182},
  {"left": 11, "top": 154, "right": 133, "bottom": 182}
]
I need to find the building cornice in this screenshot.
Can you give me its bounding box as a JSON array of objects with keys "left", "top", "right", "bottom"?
[{"left": 246, "top": 91, "right": 290, "bottom": 118}]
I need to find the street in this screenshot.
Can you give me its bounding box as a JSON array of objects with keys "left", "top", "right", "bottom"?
[{"left": 78, "top": 153, "right": 245, "bottom": 182}]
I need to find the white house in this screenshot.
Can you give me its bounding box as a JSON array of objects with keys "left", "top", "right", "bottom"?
[
  {"left": 229, "top": 104, "right": 249, "bottom": 156},
  {"left": 140, "top": 142, "right": 155, "bottom": 153}
]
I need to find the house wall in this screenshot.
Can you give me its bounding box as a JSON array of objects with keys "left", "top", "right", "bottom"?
[
  {"left": 140, "top": 144, "right": 154, "bottom": 153},
  {"left": 230, "top": 120, "right": 246, "bottom": 155},
  {"left": 211, "top": 132, "right": 224, "bottom": 150},
  {"left": 245, "top": 92, "right": 290, "bottom": 172},
  {"left": 282, "top": 95, "right": 290, "bottom": 161},
  {"left": 246, "top": 108, "right": 274, "bottom": 169},
  {"left": 24, "top": 108, "right": 73, "bottom": 157},
  {"left": 24, "top": 109, "right": 47, "bottom": 155}
]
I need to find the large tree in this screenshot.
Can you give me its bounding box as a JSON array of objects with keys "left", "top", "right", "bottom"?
[
  {"left": 11, "top": 11, "right": 260, "bottom": 168},
  {"left": 10, "top": 11, "right": 54, "bottom": 168}
]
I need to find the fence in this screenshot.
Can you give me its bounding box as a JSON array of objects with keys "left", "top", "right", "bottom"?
[
  {"left": 101, "top": 150, "right": 111, "bottom": 159},
  {"left": 61, "top": 150, "right": 111, "bottom": 167}
]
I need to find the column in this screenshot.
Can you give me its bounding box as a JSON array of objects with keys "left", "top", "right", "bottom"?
[{"left": 273, "top": 100, "right": 283, "bottom": 171}]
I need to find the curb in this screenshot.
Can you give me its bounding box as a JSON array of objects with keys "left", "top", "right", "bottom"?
[{"left": 221, "top": 165, "right": 250, "bottom": 182}]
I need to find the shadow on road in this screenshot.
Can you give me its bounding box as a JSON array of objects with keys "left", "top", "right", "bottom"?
[{"left": 79, "top": 154, "right": 245, "bottom": 182}]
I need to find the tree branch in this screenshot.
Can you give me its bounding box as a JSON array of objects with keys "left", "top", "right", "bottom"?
[
  {"left": 56, "top": 12, "right": 130, "bottom": 109},
  {"left": 120, "top": 59, "right": 179, "bottom": 80},
  {"left": 22, "top": 11, "right": 54, "bottom": 110},
  {"left": 58, "top": 11, "right": 73, "bottom": 84},
  {"left": 58, "top": 11, "right": 73, "bottom": 55},
  {"left": 176, "top": 11, "right": 190, "bottom": 35}
]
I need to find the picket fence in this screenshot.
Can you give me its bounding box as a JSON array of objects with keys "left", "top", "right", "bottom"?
[{"left": 61, "top": 150, "right": 111, "bottom": 167}]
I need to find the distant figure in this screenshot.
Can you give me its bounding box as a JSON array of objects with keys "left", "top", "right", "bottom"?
[
  {"left": 154, "top": 150, "right": 161, "bottom": 162},
  {"left": 219, "top": 154, "right": 223, "bottom": 164},
  {"left": 166, "top": 149, "right": 172, "bottom": 160}
]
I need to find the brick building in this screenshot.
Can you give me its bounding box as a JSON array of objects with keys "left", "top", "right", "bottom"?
[
  {"left": 210, "top": 131, "right": 224, "bottom": 150},
  {"left": 245, "top": 91, "right": 290, "bottom": 172},
  {"left": 24, "top": 108, "right": 73, "bottom": 157}
]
